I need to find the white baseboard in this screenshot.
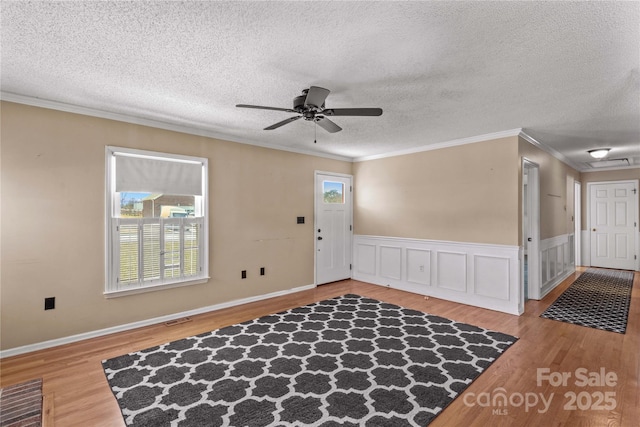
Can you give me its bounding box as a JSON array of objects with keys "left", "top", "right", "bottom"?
[
  {"left": 353, "top": 235, "right": 522, "bottom": 315},
  {"left": 0, "top": 284, "right": 316, "bottom": 359}
]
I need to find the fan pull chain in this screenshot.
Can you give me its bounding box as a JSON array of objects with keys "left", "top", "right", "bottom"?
[{"left": 314, "top": 120, "right": 317, "bottom": 143}]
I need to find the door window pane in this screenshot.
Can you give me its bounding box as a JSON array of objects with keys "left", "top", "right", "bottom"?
[{"left": 323, "top": 181, "right": 344, "bottom": 204}]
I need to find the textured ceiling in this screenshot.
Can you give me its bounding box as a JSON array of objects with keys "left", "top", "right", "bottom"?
[{"left": 2, "top": 1, "right": 639, "bottom": 169}]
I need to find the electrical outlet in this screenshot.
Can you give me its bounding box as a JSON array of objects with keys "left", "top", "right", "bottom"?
[
  {"left": 44, "top": 297, "right": 55, "bottom": 310},
  {"left": 297, "top": 216, "right": 305, "bottom": 224},
  {"left": 241, "top": 270, "right": 247, "bottom": 279},
  {"left": 260, "top": 267, "right": 265, "bottom": 276}
]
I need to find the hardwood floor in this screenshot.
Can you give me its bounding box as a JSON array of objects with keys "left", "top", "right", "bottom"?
[{"left": 1, "top": 268, "right": 638, "bottom": 426}]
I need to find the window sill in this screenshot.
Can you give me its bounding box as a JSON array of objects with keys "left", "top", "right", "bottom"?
[{"left": 104, "top": 277, "right": 210, "bottom": 298}]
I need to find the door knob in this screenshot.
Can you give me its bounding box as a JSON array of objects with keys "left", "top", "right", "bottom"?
[
  {"left": 527, "top": 238, "right": 532, "bottom": 242},
  {"left": 592, "top": 228, "right": 596, "bottom": 232},
  {"left": 317, "top": 236, "right": 323, "bottom": 240}
]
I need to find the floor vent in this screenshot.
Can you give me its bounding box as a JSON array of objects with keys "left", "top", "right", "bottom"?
[{"left": 164, "top": 317, "right": 192, "bottom": 326}]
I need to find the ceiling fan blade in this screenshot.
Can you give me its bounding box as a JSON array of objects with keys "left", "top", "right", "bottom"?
[
  {"left": 304, "top": 86, "right": 330, "bottom": 108},
  {"left": 236, "top": 104, "right": 296, "bottom": 113},
  {"left": 322, "top": 108, "right": 383, "bottom": 116},
  {"left": 264, "top": 115, "right": 301, "bottom": 130},
  {"left": 315, "top": 117, "right": 342, "bottom": 133}
]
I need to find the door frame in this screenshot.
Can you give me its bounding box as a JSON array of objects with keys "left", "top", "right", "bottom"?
[
  {"left": 522, "top": 159, "right": 541, "bottom": 303},
  {"left": 314, "top": 171, "right": 354, "bottom": 285},
  {"left": 586, "top": 179, "right": 639, "bottom": 271},
  {"left": 574, "top": 180, "right": 581, "bottom": 266}
]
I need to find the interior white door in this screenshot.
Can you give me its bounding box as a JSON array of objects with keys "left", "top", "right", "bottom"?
[
  {"left": 589, "top": 181, "right": 638, "bottom": 270},
  {"left": 315, "top": 173, "right": 352, "bottom": 285}
]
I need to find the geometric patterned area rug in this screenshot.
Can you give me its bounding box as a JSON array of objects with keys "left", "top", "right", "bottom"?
[
  {"left": 540, "top": 268, "right": 635, "bottom": 334},
  {"left": 0, "top": 378, "right": 42, "bottom": 427},
  {"left": 103, "top": 294, "right": 517, "bottom": 427}
]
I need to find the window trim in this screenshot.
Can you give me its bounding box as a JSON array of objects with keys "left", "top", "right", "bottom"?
[{"left": 104, "top": 146, "right": 209, "bottom": 297}]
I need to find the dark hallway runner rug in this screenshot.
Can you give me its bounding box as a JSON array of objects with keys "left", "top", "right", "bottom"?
[
  {"left": 540, "top": 268, "right": 634, "bottom": 334},
  {"left": 102, "top": 294, "right": 517, "bottom": 427}
]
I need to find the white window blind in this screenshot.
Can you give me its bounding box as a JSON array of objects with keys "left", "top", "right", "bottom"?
[
  {"left": 115, "top": 154, "right": 203, "bottom": 195},
  {"left": 114, "top": 218, "right": 204, "bottom": 287}
]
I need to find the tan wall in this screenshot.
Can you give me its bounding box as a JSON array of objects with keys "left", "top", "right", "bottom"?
[
  {"left": 518, "top": 138, "right": 580, "bottom": 241},
  {"left": 579, "top": 168, "right": 640, "bottom": 230},
  {"left": 0, "top": 102, "right": 352, "bottom": 350},
  {"left": 353, "top": 136, "right": 520, "bottom": 246},
  {"left": 2, "top": 100, "right": 623, "bottom": 351}
]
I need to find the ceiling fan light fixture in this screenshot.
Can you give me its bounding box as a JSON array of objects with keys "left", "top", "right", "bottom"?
[
  {"left": 237, "top": 86, "right": 383, "bottom": 134},
  {"left": 588, "top": 148, "right": 610, "bottom": 159}
]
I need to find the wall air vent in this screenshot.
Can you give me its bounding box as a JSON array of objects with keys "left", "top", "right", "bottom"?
[
  {"left": 165, "top": 317, "right": 192, "bottom": 326},
  {"left": 588, "top": 158, "right": 630, "bottom": 169}
]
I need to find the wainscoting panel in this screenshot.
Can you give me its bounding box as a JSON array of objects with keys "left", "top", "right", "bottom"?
[
  {"left": 474, "top": 255, "right": 510, "bottom": 301},
  {"left": 353, "top": 235, "right": 522, "bottom": 315},
  {"left": 356, "top": 243, "right": 376, "bottom": 275},
  {"left": 406, "top": 248, "right": 431, "bottom": 285},
  {"left": 380, "top": 246, "right": 402, "bottom": 280},
  {"left": 437, "top": 251, "right": 467, "bottom": 292},
  {"left": 539, "top": 234, "right": 575, "bottom": 298},
  {"left": 549, "top": 247, "right": 558, "bottom": 279}
]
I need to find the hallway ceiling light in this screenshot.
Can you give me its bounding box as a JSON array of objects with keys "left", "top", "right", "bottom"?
[{"left": 588, "top": 148, "right": 610, "bottom": 159}]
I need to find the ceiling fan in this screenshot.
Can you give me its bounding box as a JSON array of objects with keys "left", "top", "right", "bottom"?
[{"left": 236, "top": 86, "right": 383, "bottom": 133}]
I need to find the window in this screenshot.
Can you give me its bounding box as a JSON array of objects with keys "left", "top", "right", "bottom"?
[
  {"left": 105, "top": 147, "right": 208, "bottom": 296},
  {"left": 323, "top": 181, "right": 345, "bottom": 204}
]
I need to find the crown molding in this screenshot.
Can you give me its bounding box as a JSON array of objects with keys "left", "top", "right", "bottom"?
[
  {"left": 353, "top": 128, "right": 524, "bottom": 162},
  {"left": 518, "top": 130, "right": 583, "bottom": 171},
  {"left": 0, "top": 92, "right": 353, "bottom": 163},
  {"left": 4, "top": 92, "right": 629, "bottom": 171}
]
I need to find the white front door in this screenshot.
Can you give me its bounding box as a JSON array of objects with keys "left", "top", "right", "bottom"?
[
  {"left": 315, "top": 172, "right": 352, "bottom": 285},
  {"left": 589, "top": 181, "right": 638, "bottom": 270}
]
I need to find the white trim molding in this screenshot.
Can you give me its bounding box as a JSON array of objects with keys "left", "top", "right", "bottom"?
[
  {"left": 519, "top": 131, "right": 583, "bottom": 171},
  {"left": 0, "top": 284, "right": 315, "bottom": 359},
  {"left": 353, "top": 235, "right": 522, "bottom": 315},
  {"left": 0, "top": 92, "right": 352, "bottom": 163},
  {"left": 353, "top": 129, "right": 523, "bottom": 162},
  {"left": 3, "top": 92, "right": 634, "bottom": 173},
  {"left": 539, "top": 234, "right": 576, "bottom": 298}
]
